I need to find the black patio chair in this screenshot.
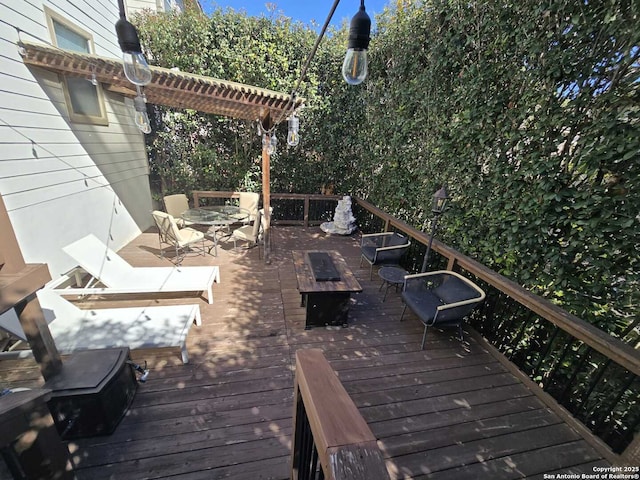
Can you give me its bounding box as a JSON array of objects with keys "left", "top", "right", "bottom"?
[
  {"left": 360, "top": 232, "right": 411, "bottom": 280},
  {"left": 400, "top": 270, "right": 485, "bottom": 349}
]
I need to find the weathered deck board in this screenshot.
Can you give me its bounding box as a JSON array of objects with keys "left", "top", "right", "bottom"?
[{"left": 0, "top": 227, "right": 610, "bottom": 479}]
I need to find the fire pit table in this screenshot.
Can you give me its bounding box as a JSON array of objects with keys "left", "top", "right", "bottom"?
[{"left": 292, "top": 250, "right": 363, "bottom": 329}]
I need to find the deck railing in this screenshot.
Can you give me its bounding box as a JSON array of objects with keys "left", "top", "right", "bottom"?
[
  {"left": 290, "top": 349, "right": 389, "bottom": 480},
  {"left": 190, "top": 191, "right": 640, "bottom": 462},
  {"left": 192, "top": 191, "right": 342, "bottom": 228}
]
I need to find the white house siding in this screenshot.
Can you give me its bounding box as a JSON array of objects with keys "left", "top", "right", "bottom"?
[
  {"left": 0, "top": 0, "right": 154, "bottom": 277},
  {"left": 127, "top": 0, "right": 192, "bottom": 16},
  {"left": 125, "top": 0, "right": 159, "bottom": 15}
]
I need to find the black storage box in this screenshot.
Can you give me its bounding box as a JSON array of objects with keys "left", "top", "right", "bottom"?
[{"left": 43, "top": 347, "right": 137, "bottom": 439}]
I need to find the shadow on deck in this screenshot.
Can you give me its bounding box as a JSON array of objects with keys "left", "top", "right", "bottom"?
[{"left": 0, "top": 227, "right": 609, "bottom": 479}]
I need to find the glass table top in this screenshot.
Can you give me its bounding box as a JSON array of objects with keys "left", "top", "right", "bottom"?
[{"left": 182, "top": 205, "right": 249, "bottom": 225}]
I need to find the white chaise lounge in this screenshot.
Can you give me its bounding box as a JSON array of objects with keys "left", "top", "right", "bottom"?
[
  {"left": 36, "top": 289, "right": 201, "bottom": 363},
  {"left": 0, "top": 308, "right": 28, "bottom": 342},
  {"left": 60, "top": 234, "right": 220, "bottom": 304}
]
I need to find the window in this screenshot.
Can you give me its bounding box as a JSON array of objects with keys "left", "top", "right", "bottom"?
[
  {"left": 162, "top": 0, "right": 184, "bottom": 13},
  {"left": 45, "top": 7, "right": 108, "bottom": 126}
]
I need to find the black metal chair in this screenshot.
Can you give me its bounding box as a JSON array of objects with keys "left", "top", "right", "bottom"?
[
  {"left": 400, "top": 270, "right": 485, "bottom": 349},
  {"left": 360, "top": 232, "right": 411, "bottom": 279}
]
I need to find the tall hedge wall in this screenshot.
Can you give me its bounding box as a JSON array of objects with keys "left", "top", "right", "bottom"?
[{"left": 360, "top": 0, "right": 638, "bottom": 342}]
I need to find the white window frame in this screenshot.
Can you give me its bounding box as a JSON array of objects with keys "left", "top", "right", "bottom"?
[
  {"left": 160, "top": 0, "right": 184, "bottom": 13},
  {"left": 44, "top": 7, "right": 109, "bottom": 126}
]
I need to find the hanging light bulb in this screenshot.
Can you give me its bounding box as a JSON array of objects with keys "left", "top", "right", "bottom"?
[
  {"left": 115, "top": 0, "right": 152, "bottom": 86},
  {"left": 287, "top": 115, "right": 300, "bottom": 146},
  {"left": 88, "top": 66, "right": 98, "bottom": 86},
  {"left": 342, "top": 0, "right": 371, "bottom": 85},
  {"left": 121, "top": 49, "right": 152, "bottom": 85},
  {"left": 268, "top": 134, "right": 278, "bottom": 155},
  {"left": 133, "top": 94, "right": 151, "bottom": 133}
]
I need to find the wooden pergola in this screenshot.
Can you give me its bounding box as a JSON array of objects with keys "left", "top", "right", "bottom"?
[{"left": 20, "top": 40, "right": 305, "bottom": 262}]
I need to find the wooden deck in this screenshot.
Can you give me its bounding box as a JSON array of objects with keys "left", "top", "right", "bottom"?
[{"left": 0, "top": 227, "right": 610, "bottom": 479}]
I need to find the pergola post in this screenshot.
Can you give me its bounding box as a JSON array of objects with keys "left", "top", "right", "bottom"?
[{"left": 261, "top": 114, "right": 272, "bottom": 264}]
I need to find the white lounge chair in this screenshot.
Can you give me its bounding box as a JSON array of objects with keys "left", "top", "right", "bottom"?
[
  {"left": 0, "top": 308, "right": 27, "bottom": 341},
  {"left": 61, "top": 234, "right": 220, "bottom": 304},
  {"left": 36, "top": 289, "right": 201, "bottom": 364}
]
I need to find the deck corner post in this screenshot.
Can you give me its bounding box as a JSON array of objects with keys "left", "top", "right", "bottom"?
[
  {"left": 620, "top": 432, "right": 640, "bottom": 466},
  {"left": 290, "top": 349, "right": 389, "bottom": 480}
]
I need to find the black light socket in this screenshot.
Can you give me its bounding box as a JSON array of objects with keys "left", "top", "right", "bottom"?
[
  {"left": 115, "top": 18, "right": 142, "bottom": 53},
  {"left": 347, "top": 3, "right": 371, "bottom": 51}
]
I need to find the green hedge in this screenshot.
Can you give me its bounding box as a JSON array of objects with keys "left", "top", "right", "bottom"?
[{"left": 361, "top": 0, "right": 639, "bottom": 342}]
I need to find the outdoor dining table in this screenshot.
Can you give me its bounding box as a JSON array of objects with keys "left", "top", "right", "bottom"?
[{"left": 182, "top": 205, "right": 250, "bottom": 256}]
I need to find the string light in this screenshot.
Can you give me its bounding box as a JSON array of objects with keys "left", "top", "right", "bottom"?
[
  {"left": 88, "top": 65, "right": 98, "bottom": 86},
  {"left": 258, "top": 120, "right": 278, "bottom": 155},
  {"left": 115, "top": 0, "right": 151, "bottom": 86},
  {"left": 133, "top": 87, "right": 151, "bottom": 134},
  {"left": 287, "top": 114, "right": 300, "bottom": 146},
  {"left": 342, "top": 0, "right": 371, "bottom": 85}
]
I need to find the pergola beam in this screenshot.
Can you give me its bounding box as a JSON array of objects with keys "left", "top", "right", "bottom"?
[{"left": 20, "top": 41, "right": 303, "bottom": 124}]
